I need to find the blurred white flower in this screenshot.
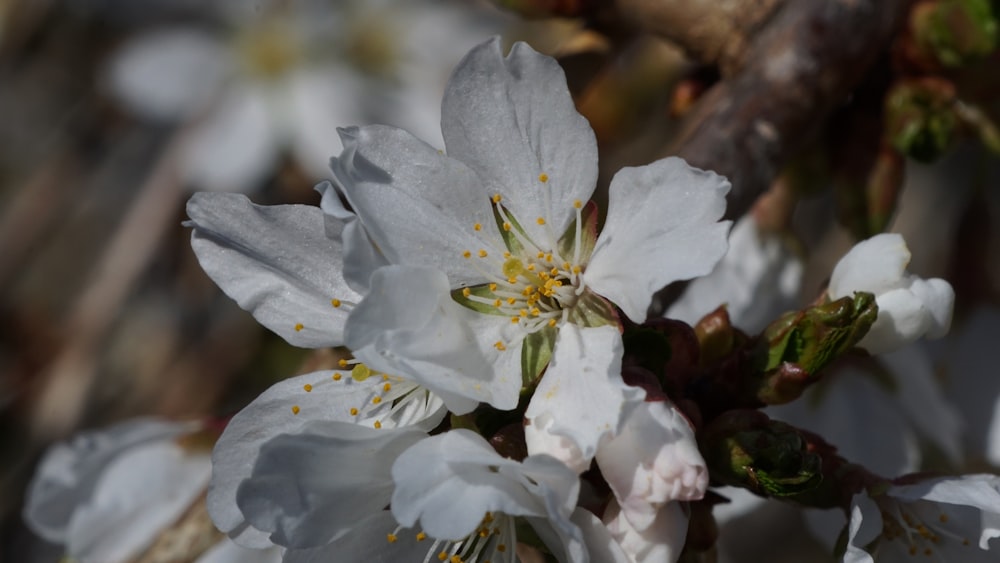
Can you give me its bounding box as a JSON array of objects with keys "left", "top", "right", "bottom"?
[
  {"left": 845, "top": 474, "right": 1000, "bottom": 562},
  {"left": 23, "top": 418, "right": 281, "bottom": 563},
  {"left": 666, "top": 214, "right": 803, "bottom": 334},
  {"left": 828, "top": 233, "right": 954, "bottom": 355},
  {"left": 106, "top": 0, "right": 508, "bottom": 192}
]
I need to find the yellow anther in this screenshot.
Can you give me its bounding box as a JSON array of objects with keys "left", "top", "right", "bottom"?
[
  {"left": 494, "top": 341, "right": 506, "bottom": 351},
  {"left": 511, "top": 316, "right": 520, "bottom": 324},
  {"left": 374, "top": 420, "right": 382, "bottom": 429},
  {"left": 372, "top": 396, "right": 382, "bottom": 405},
  {"left": 489, "top": 283, "right": 498, "bottom": 291},
  {"left": 383, "top": 383, "right": 392, "bottom": 392},
  {"left": 416, "top": 532, "right": 427, "bottom": 541},
  {"left": 553, "top": 280, "right": 563, "bottom": 287},
  {"left": 531, "top": 308, "right": 540, "bottom": 316},
  {"left": 503, "top": 222, "right": 512, "bottom": 231},
  {"left": 332, "top": 373, "right": 342, "bottom": 381},
  {"left": 536, "top": 217, "right": 546, "bottom": 225},
  {"left": 303, "top": 384, "right": 313, "bottom": 392},
  {"left": 545, "top": 253, "right": 553, "bottom": 262},
  {"left": 478, "top": 249, "right": 488, "bottom": 258},
  {"left": 291, "top": 405, "right": 301, "bottom": 415},
  {"left": 382, "top": 374, "right": 389, "bottom": 380},
  {"left": 438, "top": 551, "right": 448, "bottom": 561},
  {"left": 572, "top": 265, "right": 582, "bottom": 274},
  {"left": 493, "top": 299, "right": 502, "bottom": 307},
  {"left": 294, "top": 323, "right": 304, "bottom": 332},
  {"left": 450, "top": 556, "right": 463, "bottom": 563},
  {"left": 492, "top": 194, "right": 502, "bottom": 203},
  {"left": 526, "top": 264, "right": 536, "bottom": 271},
  {"left": 497, "top": 544, "right": 507, "bottom": 553},
  {"left": 462, "top": 250, "right": 472, "bottom": 259},
  {"left": 386, "top": 533, "right": 398, "bottom": 543},
  {"left": 338, "top": 359, "right": 349, "bottom": 368},
  {"left": 462, "top": 287, "right": 471, "bottom": 297},
  {"left": 548, "top": 318, "right": 558, "bottom": 327},
  {"left": 520, "top": 309, "right": 529, "bottom": 317},
  {"left": 537, "top": 251, "right": 545, "bottom": 259},
  {"left": 349, "top": 407, "right": 359, "bottom": 416},
  {"left": 331, "top": 298, "right": 342, "bottom": 307},
  {"left": 507, "top": 276, "right": 518, "bottom": 284},
  {"left": 573, "top": 199, "right": 582, "bottom": 209},
  {"left": 506, "top": 297, "right": 517, "bottom": 305},
  {"left": 550, "top": 267, "right": 559, "bottom": 276},
  {"left": 562, "top": 262, "right": 570, "bottom": 269},
  {"left": 502, "top": 251, "right": 511, "bottom": 258},
  {"left": 538, "top": 173, "right": 549, "bottom": 183},
  {"left": 352, "top": 364, "right": 372, "bottom": 381},
  {"left": 473, "top": 223, "right": 482, "bottom": 231}
]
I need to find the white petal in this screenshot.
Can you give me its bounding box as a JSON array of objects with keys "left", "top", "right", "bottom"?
[
  {"left": 65, "top": 439, "right": 211, "bottom": 563},
  {"left": 586, "top": 157, "right": 731, "bottom": 323},
  {"left": 908, "top": 277, "right": 955, "bottom": 338},
  {"left": 236, "top": 422, "right": 426, "bottom": 548},
  {"left": 596, "top": 401, "right": 707, "bottom": 532},
  {"left": 859, "top": 287, "right": 933, "bottom": 355},
  {"left": 893, "top": 474, "right": 1000, "bottom": 517},
  {"left": 315, "top": 181, "right": 390, "bottom": 294},
  {"left": 195, "top": 540, "right": 283, "bottom": 563},
  {"left": 390, "top": 429, "right": 579, "bottom": 541},
  {"left": 23, "top": 419, "right": 190, "bottom": 543},
  {"left": 844, "top": 493, "right": 881, "bottom": 563},
  {"left": 182, "top": 85, "right": 279, "bottom": 193},
  {"left": 571, "top": 508, "right": 631, "bottom": 563},
  {"left": 285, "top": 68, "right": 362, "bottom": 180},
  {"left": 105, "top": 27, "right": 229, "bottom": 121},
  {"left": 603, "top": 499, "right": 688, "bottom": 563},
  {"left": 345, "top": 265, "right": 520, "bottom": 413},
  {"left": 524, "top": 324, "right": 645, "bottom": 471},
  {"left": 187, "top": 192, "right": 361, "bottom": 348},
  {"left": 829, "top": 233, "right": 911, "bottom": 298},
  {"left": 207, "top": 371, "right": 443, "bottom": 547},
  {"left": 665, "top": 215, "right": 803, "bottom": 333},
  {"left": 330, "top": 125, "right": 496, "bottom": 287},
  {"left": 441, "top": 38, "right": 598, "bottom": 248}
]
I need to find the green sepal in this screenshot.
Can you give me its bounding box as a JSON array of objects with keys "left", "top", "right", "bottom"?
[{"left": 521, "top": 325, "right": 557, "bottom": 387}]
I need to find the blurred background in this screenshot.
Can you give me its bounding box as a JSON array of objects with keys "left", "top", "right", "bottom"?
[{"left": 0, "top": 0, "right": 998, "bottom": 561}]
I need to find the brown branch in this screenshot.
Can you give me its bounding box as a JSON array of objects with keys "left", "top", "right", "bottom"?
[{"left": 670, "top": 0, "right": 915, "bottom": 220}]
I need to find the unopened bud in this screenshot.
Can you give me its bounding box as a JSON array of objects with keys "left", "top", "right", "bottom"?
[
  {"left": 911, "top": 0, "right": 998, "bottom": 68},
  {"left": 885, "top": 78, "right": 957, "bottom": 163}
]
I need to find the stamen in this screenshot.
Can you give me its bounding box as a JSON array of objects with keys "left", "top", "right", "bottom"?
[
  {"left": 538, "top": 173, "right": 549, "bottom": 183},
  {"left": 294, "top": 323, "right": 304, "bottom": 332},
  {"left": 473, "top": 223, "right": 482, "bottom": 231},
  {"left": 303, "top": 384, "right": 313, "bottom": 392},
  {"left": 331, "top": 298, "right": 342, "bottom": 307},
  {"left": 291, "top": 405, "right": 300, "bottom": 415}
]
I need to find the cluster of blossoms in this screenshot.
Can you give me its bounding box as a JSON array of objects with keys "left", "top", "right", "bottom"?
[{"left": 25, "top": 37, "right": 1000, "bottom": 562}]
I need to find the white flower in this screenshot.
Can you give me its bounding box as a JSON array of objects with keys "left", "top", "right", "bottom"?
[
  {"left": 106, "top": 0, "right": 507, "bottom": 192},
  {"left": 666, "top": 214, "right": 803, "bottom": 333},
  {"left": 845, "top": 474, "right": 1000, "bottom": 562},
  {"left": 334, "top": 38, "right": 730, "bottom": 469},
  {"left": 828, "top": 233, "right": 954, "bottom": 355},
  {"left": 23, "top": 418, "right": 281, "bottom": 563},
  {"left": 769, "top": 344, "right": 962, "bottom": 478},
  {"left": 603, "top": 499, "right": 689, "bottom": 563},
  {"left": 595, "top": 400, "right": 708, "bottom": 532},
  {"left": 206, "top": 369, "right": 445, "bottom": 547}
]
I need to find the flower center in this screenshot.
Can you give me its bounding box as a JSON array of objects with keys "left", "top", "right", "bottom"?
[
  {"left": 236, "top": 21, "right": 302, "bottom": 80},
  {"left": 879, "top": 500, "right": 972, "bottom": 557},
  {"left": 385, "top": 512, "right": 515, "bottom": 563},
  {"left": 455, "top": 193, "right": 590, "bottom": 348}
]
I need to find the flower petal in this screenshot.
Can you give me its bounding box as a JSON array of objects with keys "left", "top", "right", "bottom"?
[
  {"left": 586, "top": 157, "right": 731, "bottom": 323},
  {"left": 603, "top": 499, "right": 688, "bottom": 563},
  {"left": 441, "top": 38, "right": 598, "bottom": 248},
  {"left": 23, "top": 419, "right": 190, "bottom": 543},
  {"left": 345, "top": 265, "right": 520, "bottom": 413},
  {"left": 330, "top": 125, "right": 497, "bottom": 287},
  {"left": 187, "top": 192, "right": 361, "bottom": 348},
  {"left": 195, "top": 540, "right": 283, "bottom": 563},
  {"left": 844, "top": 492, "right": 881, "bottom": 563},
  {"left": 524, "top": 324, "right": 645, "bottom": 472},
  {"left": 390, "top": 429, "right": 580, "bottom": 541},
  {"left": 315, "top": 181, "right": 390, "bottom": 294},
  {"left": 236, "top": 422, "right": 426, "bottom": 549},
  {"left": 570, "top": 508, "right": 631, "bottom": 563},
  {"left": 829, "top": 234, "right": 911, "bottom": 298},
  {"left": 65, "top": 438, "right": 211, "bottom": 563},
  {"left": 596, "top": 400, "right": 707, "bottom": 532},
  {"left": 207, "top": 371, "right": 444, "bottom": 548},
  {"left": 182, "top": 84, "right": 279, "bottom": 193},
  {"left": 105, "top": 27, "right": 228, "bottom": 121}
]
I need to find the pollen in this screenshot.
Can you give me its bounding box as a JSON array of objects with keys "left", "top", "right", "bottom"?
[
  {"left": 511, "top": 316, "right": 520, "bottom": 324},
  {"left": 548, "top": 318, "right": 558, "bottom": 327},
  {"left": 438, "top": 551, "right": 448, "bottom": 561},
  {"left": 291, "top": 405, "right": 300, "bottom": 415},
  {"left": 374, "top": 420, "right": 382, "bottom": 429},
  {"left": 502, "top": 222, "right": 512, "bottom": 231},
  {"left": 350, "top": 407, "right": 359, "bottom": 416},
  {"left": 386, "top": 533, "right": 397, "bottom": 543},
  {"left": 493, "top": 299, "right": 502, "bottom": 307},
  {"left": 294, "top": 323, "right": 304, "bottom": 332},
  {"left": 338, "top": 359, "right": 349, "bottom": 368},
  {"left": 332, "top": 372, "right": 342, "bottom": 381},
  {"left": 538, "top": 173, "right": 549, "bottom": 183},
  {"left": 536, "top": 217, "right": 546, "bottom": 225},
  {"left": 506, "top": 297, "right": 516, "bottom": 305},
  {"left": 492, "top": 193, "right": 502, "bottom": 203},
  {"left": 473, "top": 222, "right": 482, "bottom": 231},
  {"left": 383, "top": 383, "right": 392, "bottom": 392},
  {"left": 462, "top": 250, "right": 472, "bottom": 259},
  {"left": 372, "top": 396, "right": 382, "bottom": 404},
  {"left": 488, "top": 283, "right": 498, "bottom": 291},
  {"left": 573, "top": 199, "right": 582, "bottom": 209},
  {"left": 462, "top": 287, "right": 471, "bottom": 297},
  {"left": 416, "top": 532, "right": 427, "bottom": 541},
  {"left": 494, "top": 341, "right": 506, "bottom": 351},
  {"left": 331, "top": 298, "right": 342, "bottom": 307},
  {"left": 478, "top": 249, "right": 488, "bottom": 258},
  {"left": 572, "top": 265, "right": 582, "bottom": 274},
  {"left": 450, "top": 556, "right": 463, "bottom": 563},
  {"left": 303, "top": 384, "right": 313, "bottom": 392}
]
